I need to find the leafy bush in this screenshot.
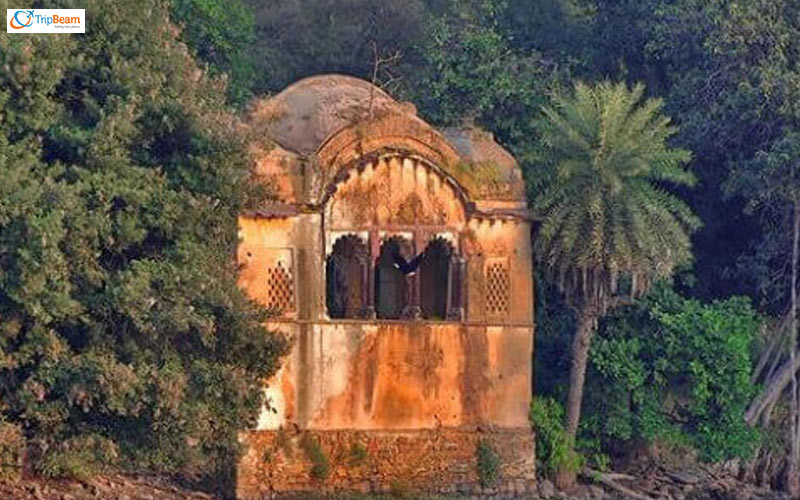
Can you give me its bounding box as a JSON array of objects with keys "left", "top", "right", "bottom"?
[
  {"left": 0, "top": 0, "right": 285, "bottom": 483},
  {"left": 0, "top": 420, "right": 23, "bottom": 482},
  {"left": 475, "top": 439, "right": 501, "bottom": 487},
  {"left": 349, "top": 440, "right": 368, "bottom": 466},
  {"left": 302, "top": 435, "right": 330, "bottom": 480},
  {"left": 409, "top": 2, "right": 551, "bottom": 146},
  {"left": 35, "top": 434, "right": 117, "bottom": 480},
  {"left": 584, "top": 283, "right": 761, "bottom": 462},
  {"left": 530, "top": 398, "right": 582, "bottom": 476}
]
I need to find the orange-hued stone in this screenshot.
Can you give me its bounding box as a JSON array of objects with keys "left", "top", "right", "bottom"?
[{"left": 236, "top": 75, "right": 537, "bottom": 498}]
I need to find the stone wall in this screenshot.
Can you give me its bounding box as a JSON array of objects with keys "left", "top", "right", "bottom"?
[
  {"left": 236, "top": 427, "right": 536, "bottom": 499},
  {"left": 256, "top": 322, "right": 533, "bottom": 432}
]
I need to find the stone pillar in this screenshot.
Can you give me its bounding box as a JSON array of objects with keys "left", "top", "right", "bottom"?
[
  {"left": 448, "top": 256, "right": 466, "bottom": 321},
  {"left": 364, "top": 229, "right": 378, "bottom": 319},
  {"left": 403, "top": 230, "right": 423, "bottom": 319}
]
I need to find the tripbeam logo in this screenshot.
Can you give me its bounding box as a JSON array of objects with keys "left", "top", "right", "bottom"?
[{"left": 7, "top": 9, "right": 85, "bottom": 33}]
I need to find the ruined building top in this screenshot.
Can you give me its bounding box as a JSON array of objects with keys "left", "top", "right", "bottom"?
[{"left": 247, "top": 74, "right": 529, "bottom": 214}]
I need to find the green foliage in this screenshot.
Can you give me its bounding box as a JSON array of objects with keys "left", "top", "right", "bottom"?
[
  {"left": 170, "top": 0, "right": 257, "bottom": 105},
  {"left": 408, "top": 1, "right": 551, "bottom": 145},
  {"left": 530, "top": 398, "right": 582, "bottom": 476},
  {"left": 475, "top": 439, "right": 500, "bottom": 487},
  {"left": 301, "top": 435, "right": 331, "bottom": 480},
  {"left": 533, "top": 80, "right": 700, "bottom": 311},
  {"left": 0, "top": 419, "right": 23, "bottom": 482},
  {"left": 247, "top": 0, "right": 427, "bottom": 93},
  {"left": 243, "top": 0, "right": 555, "bottom": 149},
  {"left": 583, "top": 283, "right": 762, "bottom": 462},
  {"left": 533, "top": 270, "right": 575, "bottom": 399},
  {"left": 35, "top": 434, "right": 117, "bottom": 480},
  {"left": 0, "top": 0, "right": 791, "bottom": 479},
  {"left": 585, "top": 0, "right": 800, "bottom": 305},
  {"left": 0, "top": 0, "right": 284, "bottom": 482},
  {"left": 349, "top": 440, "right": 368, "bottom": 466}
]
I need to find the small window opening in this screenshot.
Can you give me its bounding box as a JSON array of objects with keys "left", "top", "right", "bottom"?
[
  {"left": 375, "top": 236, "right": 415, "bottom": 319},
  {"left": 326, "top": 234, "right": 368, "bottom": 318},
  {"left": 420, "top": 237, "right": 454, "bottom": 320}
]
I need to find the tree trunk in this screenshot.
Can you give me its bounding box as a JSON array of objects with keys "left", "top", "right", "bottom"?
[
  {"left": 786, "top": 195, "right": 800, "bottom": 496},
  {"left": 556, "top": 303, "right": 596, "bottom": 490},
  {"left": 752, "top": 315, "right": 787, "bottom": 385},
  {"left": 746, "top": 347, "right": 800, "bottom": 426}
]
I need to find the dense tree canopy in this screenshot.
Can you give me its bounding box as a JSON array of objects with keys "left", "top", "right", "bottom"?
[
  {"left": 586, "top": 284, "right": 761, "bottom": 463},
  {"left": 170, "top": 0, "right": 258, "bottom": 105},
  {"left": 0, "top": 0, "right": 284, "bottom": 482}
]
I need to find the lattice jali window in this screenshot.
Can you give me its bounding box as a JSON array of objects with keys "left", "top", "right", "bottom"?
[
  {"left": 263, "top": 249, "right": 296, "bottom": 315},
  {"left": 485, "top": 258, "right": 510, "bottom": 318}
]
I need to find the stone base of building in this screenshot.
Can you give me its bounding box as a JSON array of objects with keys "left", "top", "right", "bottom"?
[{"left": 236, "top": 427, "right": 536, "bottom": 499}]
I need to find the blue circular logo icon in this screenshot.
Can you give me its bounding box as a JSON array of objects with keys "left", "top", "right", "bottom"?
[{"left": 10, "top": 10, "right": 34, "bottom": 29}]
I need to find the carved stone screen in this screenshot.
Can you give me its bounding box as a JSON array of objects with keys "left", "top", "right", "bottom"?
[
  {"left": 485, "top": 257, "right": 510, "bottom": 319},
  {"left": 264, "top": 249, "right": 295, "bottom": 314}
]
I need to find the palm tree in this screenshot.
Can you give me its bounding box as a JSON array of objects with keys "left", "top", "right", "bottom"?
[{"left": 533, "top": 81, "right": 700, "bottom": 487}]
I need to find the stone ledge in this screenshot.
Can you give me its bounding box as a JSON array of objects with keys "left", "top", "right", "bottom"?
[{"left": 236, "top": 427, "right": 536, "bottom": 500}]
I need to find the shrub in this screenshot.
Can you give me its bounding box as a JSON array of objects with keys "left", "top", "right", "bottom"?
[
  {"left": 584, "top": 283, "right": 761, "bottom": 462},
  {"left": 530, "top": 398, "right": 582, "bottom": 477},
  {"left": 349, "top": 440, "right": 368, "bottom": 466},
  {"left": 35, "top": 434, "right": 117, "bottom": 480},
  {"left": 0, "top": 420, "right": 23, "bottom": 482},
  {"left": 475, "top": 439, "right": 501, "bottom": 487},
  {"left": 301, "top": 435, "right": 330, "bottom": 480}
]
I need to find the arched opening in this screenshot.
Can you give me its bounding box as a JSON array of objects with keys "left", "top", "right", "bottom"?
[
  {"left": 326, "top": 234, "right": 369, "bottom": 318},
  {"left": 419, "top": 237, "right": 454, "bottom": 320},
  {"left": 374, "top": 236, "right": 414, "bottom": 319}
]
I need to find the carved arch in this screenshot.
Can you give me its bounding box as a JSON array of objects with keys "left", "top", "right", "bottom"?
[
  {"left": 323, "top": 152, "right": 471, "bottom": 230},
  {"left": 315, "top": 113, "right": 463, "bottom": 176}
]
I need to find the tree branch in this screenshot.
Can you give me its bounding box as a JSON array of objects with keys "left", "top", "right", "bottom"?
[{"left": 582, "top": 468, "right": 654, "bottom": 500}]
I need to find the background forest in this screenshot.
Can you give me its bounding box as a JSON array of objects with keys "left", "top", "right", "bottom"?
[{"left": 3, "top": 0, "right": 800, "bottom": 495}]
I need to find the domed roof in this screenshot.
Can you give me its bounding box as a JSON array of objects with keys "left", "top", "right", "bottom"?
[
  {"left": 441, "top": 127, "right": 517, "bottom": 173},
  {"left": 441, "top": 126, "right": 525, "bottom": 201},
  {"left": 249, "top": 74, "right": 527, "bottom": 203},
  {"left": 252, "top": 74, "right": 415, "bottom": 156}
]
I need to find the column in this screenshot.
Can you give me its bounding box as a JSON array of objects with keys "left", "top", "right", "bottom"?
[
  {"left": 364, "top": 229, "right": 378, "bottom": 319},
  {"left": 447, "top": 255, "right": 466, "bottom": 321}
]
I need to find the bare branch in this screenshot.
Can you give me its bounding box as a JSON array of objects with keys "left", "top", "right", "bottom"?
[{"left": 368, "top": 40, "right": 403, "bottom": 119}]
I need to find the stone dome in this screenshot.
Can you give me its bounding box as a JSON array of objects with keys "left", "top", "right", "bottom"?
[
  {"left": 249, "top": 74, "right": 526, "bottom": 203},
  {"left": 251, "top": 74, "right": 414, "bottom": 156}
]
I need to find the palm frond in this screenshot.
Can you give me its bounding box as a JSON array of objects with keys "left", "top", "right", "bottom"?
[{"left": 533, "top": 81, "right": 698, "bottom": 313}]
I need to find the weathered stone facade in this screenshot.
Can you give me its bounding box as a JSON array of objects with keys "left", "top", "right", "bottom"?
[{"left": 237, "top": 75, "right": 536, "bottom": 498}]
